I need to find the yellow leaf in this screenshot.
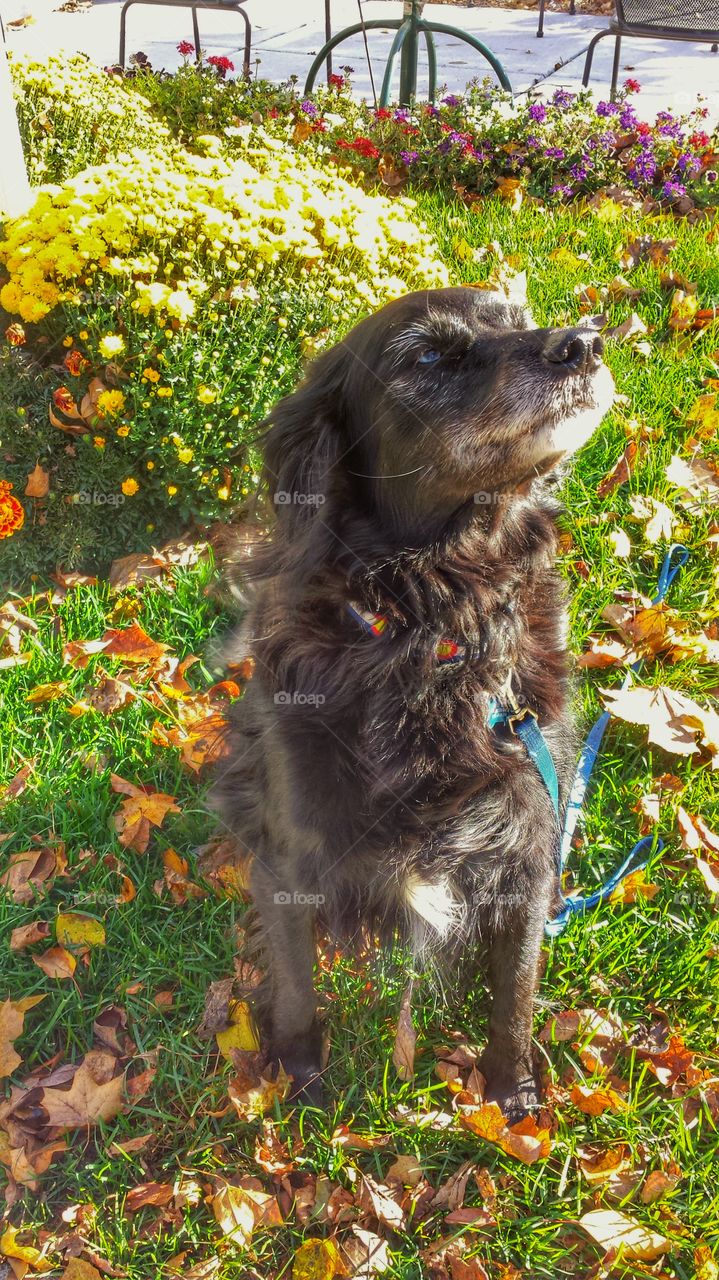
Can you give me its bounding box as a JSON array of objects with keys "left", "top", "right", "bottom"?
[
  {"left": 579, "top": 1208, "right": 671, "bottom": 1262},
  {"left": 26, "top": 682, "right": 68, "bottom": 704},
  {"left": 548, "top": 247, "right": 587, "bottom": 270},
  {"left": 669, "top": 289, "right": 699, "bottom": 331},
  {"left": 216, "top": 1001, "right": 260, "bottom": 1057},
  {"left": 56, "top": 912, "right": 106, "bottom": 949},
  {"left": 24, "top": 463, "right": 50, "bottom": 498},
  {"left": 292, "top": 1238, "right": 347, "bottom": 1280},
  {"left": 695, "top": 1244, "right": 719, "bottom": 1280},
  {"left": 33, "top": 945, "right": 77, "bottom": 979},
  {"left": 0, "top": 1225, "right": 53, "bottom": 1270},
  {"left": 452, "top": 237, "right": 478, "bottom": 263}
]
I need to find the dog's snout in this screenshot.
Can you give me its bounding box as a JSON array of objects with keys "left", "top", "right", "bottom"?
[{"left": 543, "top": 329, "right": 604, "bottom": 374}]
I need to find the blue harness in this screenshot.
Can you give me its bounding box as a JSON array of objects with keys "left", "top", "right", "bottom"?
[{"left": 347, "top": 544, "right": 689, "bottom": 938}]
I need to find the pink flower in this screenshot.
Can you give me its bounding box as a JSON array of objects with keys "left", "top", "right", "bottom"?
[
  {"left": 624, "top": 78, "right": 641, "bottom": 93},
  {"left": 177, "top": 40, "right": 194, "bottom": 56}
]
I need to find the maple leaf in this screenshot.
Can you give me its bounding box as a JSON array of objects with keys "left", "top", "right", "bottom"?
[
  {"left": 111, "top": 774, "right": 180, "bottom": 853},
  {"left": 41, "top": 1050, "right": 125, "bottom": 1130},
  {"left": 210, "top": 1176, "right": 283, "bottom": 1249},
  {"left": 570, "top": 1082, "right": 627, "bottom": 1115},
  {"left": 601, "top": 684, "right": 719, "bottom": 768},
  {"left": 459, "top": 1102, "right": 550, "bottom": 1164}
]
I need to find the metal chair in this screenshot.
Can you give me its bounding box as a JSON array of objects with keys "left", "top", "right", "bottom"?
[
  {"left": 536, "top": 0, "right": 577, "bottom": 40},
  {"left": 582, "top": 0, "right": 719, "bottom": 97},
  {"left": 119, "top": 0, "right": 251, "bottom": 72}
]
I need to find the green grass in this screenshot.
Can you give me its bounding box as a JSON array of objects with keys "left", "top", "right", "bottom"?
[{"left": 1, "top": 192, "right": 718, "bottom": 1278}]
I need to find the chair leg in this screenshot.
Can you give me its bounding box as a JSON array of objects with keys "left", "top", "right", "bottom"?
[
  {"left": 236, "top": 4, "right": 251, "bottom": 76},
  {"left": 582, "top": 27, "right": 611, "bottom": 85},
  {"left": 610, "top": 32, "right": 622, "bottom": 98},
  {"left": 536, "top": 0, "right": 545, "bottom": 38},
  {"left": 569, "top": 0, "right": 576, "bottom": 11},
  {"left": 325, "top": 0, "right": 333, "bottom": 83},
  {"left": 191, "top": 6, "right": 200, "bottom": 58},
  {"left": 118, "top": 0, "right": 132, "bottom": 67}
]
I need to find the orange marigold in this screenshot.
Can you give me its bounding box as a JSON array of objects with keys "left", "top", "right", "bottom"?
[
  {"left": 5, "top": 323, "right": 26, "bottom": 347},
  {"left": 64, "top": 350, "right": 90, "bottom": 377},
  {"left": 0, "top": 482, "right": 24, "bottom": 539},
  {"left": 52, "top": 386, "right": 76, "bottom": 413}
]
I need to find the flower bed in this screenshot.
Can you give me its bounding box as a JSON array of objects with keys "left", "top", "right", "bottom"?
[
  {"left": 1, "top": 57, "right": 448, "bottom": 576},
  {"left": 125, "top": 57, "right": 719, "bottom": 212}
]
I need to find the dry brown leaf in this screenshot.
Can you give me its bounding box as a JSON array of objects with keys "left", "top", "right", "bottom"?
[
  {"left": 0, "top": 846, "right": 60, "bottom": 904},
  {"left": 126, "top": 1180, "right": 175, "bottom": 1211},
  {"left": 41, "top": 1050, "right": 125, "bottom": 1129},
  {"left": 291, "top": 1237, "right": 348, "bottom": 1280},
  {"left": 641, "top": 1166, "right": 681, "bottom": 1203},
  {"left": 571, "top": 1082, "right": 627, "bottom": 1115},
  {"left": 359, "top": 1173, "right": 406, "bottom": 1230},
  {"left": 602, "top": 684, "right": 719, "bottom": 767},
  {"left": 33, "top": 945, "right": 77, "bottom": 980},
  {"left": 578, "top": 1208, "right": 671, "bottom": 1261},
  {"left": 459, "top": 1102, "right": 550, "bottom": 1164},
  {"left": 9, "top": 921, "right": 51, "bottom": 951},
  {"left": 24, "top": 463, "right": 50, "bottom": 498},
  {"left": 210, "top": 1176, "right": 283, "bottom": 1248},
  {"left": 392, "top": 982, "right": 416, "bottom": 1082},
  {"left": 111, "top": 774, "right": 180, "bottom": 854},
  {"left": 228, "top": 1056, "right": 290, "bottom": 1120},
  {"left": 598, "top": 442, "right": 638, "bottom": 497},
  {"left": 60, "top": 1260, "right": 102, "bottom": 1280},
  {"left": 666, "top": 452, "right": 719, "bottom": 514},
  {"left": 0, "top": 995, "right": 45, "bottom": 1078}
]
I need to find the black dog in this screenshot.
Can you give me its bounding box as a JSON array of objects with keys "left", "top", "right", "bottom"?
[{"left": 214, "top": 286, "right": 614, "bottom": 1117}]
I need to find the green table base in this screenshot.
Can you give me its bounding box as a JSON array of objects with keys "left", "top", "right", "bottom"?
[{"left": 304, "top": 4, "right": 512, "bottom": 105}]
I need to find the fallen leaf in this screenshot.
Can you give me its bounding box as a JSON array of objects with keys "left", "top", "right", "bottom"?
[
  {"left": 41, "top": 1050, "right": 125, "bottom": 1129},
  {"left": 56, "top": 913, "right": 106, "bottom": 950},
  {"left": 459, "top": 1103, "right": 550, "bottom": 1163},
  {"left": 0, "top": 846, "right": 60, "bottom": 903},
  {"left": 0, "top": 995, "right": 45, "bottom": 1077},
  {"left": 609, "top": 528, "right": 632, "bottom": 559},
  {"left": 359, "top": 1173, "right": 406, "bottom": 1230},
  {"left": 291, "top": 1237, "right": 348, "bottom": 1280},
  {"left": 60, "top": 1260, "right": 102, "bottom": 1280},
  {"left": 126, "top": 1180, "right": 175, "bottom": 1211},
  {"left": 9, "top": 921, "right": 51, "bottom": 951},
  {"left": 111, "top": 774, "right": 180, "bottom": 854},
  {"left": 598, "top": 442, "right": 638, "bottom": 497},
  {"left": 602, "top": 684, "right": 719, "bottom": 767},
  {"left": 33, "top": 945, "right": 77, "bottom": 980},
  {"left": 0, "top": 1224, "right": 53, "bottom": 1270},
  {"left": 628, "top": 494, "right": 676, "bottom": 544},
  {"left": 228, "top": 1056, "right": 290, "bottom": 1120},
  {"left": 641, "top": 1165, "right": 681, "bottom": 1203},
  {"left": 393, "top": 982, "right": 416, "bottom": 1082},
  {"left": 666, "top": 452, "right": 719, "bottom": 514},
  {"left": 578, "top": 1208, "right": 671, "bottom": 1262},
  {"left": 210, "top": 1176, "right": 283, "bottom": 1249},
  {"left": 24, "top": 463, "right": 50, "bottom": 499},
  {"left": 571, "top": 1082, "right": 627, "bottom": 1115},
  {"left": 215, "top": 1001, "right": 260, "bottom": 1057}
]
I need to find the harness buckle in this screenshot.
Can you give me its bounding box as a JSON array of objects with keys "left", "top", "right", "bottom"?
[{"left": 507, "top": 705, "right": 539, "bottom": 733}]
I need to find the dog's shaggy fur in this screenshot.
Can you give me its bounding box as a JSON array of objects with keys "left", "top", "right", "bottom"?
[{"left": 214, "top": 286, "right": 614, "bottom": 1116}]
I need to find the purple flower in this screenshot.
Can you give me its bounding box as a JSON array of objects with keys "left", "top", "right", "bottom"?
[
  {"left": 676, "top": 151, "right": 701, "bottom": 174},
  {"left": 596, "top": 129, "right": 617, "bottom": 150},
  {"left": 550, "top": 182, "right": 574, "bottom": 197},
  {"left": 472, "top": 147, "right": 489, "bottom": 163},
  {"left": 619, "top": 105, "right": 638, "bottom": 129},
  {"left": 544, "top": 145, "right": 565, "bottom": 159},
  {"left": 393, "top": 108, "right": 410, "bottom": 122},
  {"left": 528, "top": 102, "right": 547, "bottom": 123},
  {"left": 596, "top": 100, "right": 619, "bottom": 117},
  {"left": 400, "top": 149, "right": 419, "bottom": 165},
  {"left": 526, "top": 134, "right": 542, "bottom": 149},
  {"left": 627, "top": 150, "right": 657, "bottom": 183},
  {"left": 655, "top": 110, "right": 684, "bottom": 140},
  {"left": 552, "top": 88, "right": 575, "bottom": 109},
  {"left": 663, "top": 179, "right": 686, "bottom": 197},
  {"left": 570, "top": 159, "right": 592, "bottom": 181},
  {"left": 300, "top": 99, "right": 318, "bottom": 117},
  {"left": 442, "top": 93, "right": 461, "bottom": 107}
]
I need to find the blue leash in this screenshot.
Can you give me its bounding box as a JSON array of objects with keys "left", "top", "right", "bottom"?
[
  {"left": 347, "top": 544, "right": 689, "bottom": 937},
  {"left": 544, "top": 543, "right": 689, "bottom": 937}
]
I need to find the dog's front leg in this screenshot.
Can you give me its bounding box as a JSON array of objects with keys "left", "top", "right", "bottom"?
[
  {"left": 480, "top": 888, "right": 550, "bottom": 1120},
  {"left": 251, "top": 864, "right": 324, "bottom": 1105}
]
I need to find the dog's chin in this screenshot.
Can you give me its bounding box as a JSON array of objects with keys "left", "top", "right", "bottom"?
[{"left": 529, "top": 365, "right": 615, "bottom": 467}]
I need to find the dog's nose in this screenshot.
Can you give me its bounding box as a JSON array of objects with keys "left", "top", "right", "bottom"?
[{"left": 543, "top": 329, "right": 604, "bottom": 373}]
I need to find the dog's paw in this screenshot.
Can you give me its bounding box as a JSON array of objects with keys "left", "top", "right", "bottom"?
[
  {"left": 483, "top": 1072, "right": 540, "bottom": 1123},
  {"left": 269, "top": 1047, "right": 325, "bottom": 1109}
]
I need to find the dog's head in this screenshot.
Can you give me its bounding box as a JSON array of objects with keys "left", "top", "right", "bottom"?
[{"left": 263, "top": 286, "right": 614, "bottom": 544}]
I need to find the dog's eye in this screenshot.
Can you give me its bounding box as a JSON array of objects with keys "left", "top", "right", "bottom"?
[{"left": 417, "top": 349, "right": 442, "bottom": 365}]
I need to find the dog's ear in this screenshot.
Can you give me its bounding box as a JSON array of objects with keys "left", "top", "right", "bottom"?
[{"left": 262, "top": 340, "right": 352, "bottom": 538}]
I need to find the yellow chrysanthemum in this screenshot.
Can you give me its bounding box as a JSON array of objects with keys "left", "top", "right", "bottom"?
[{"left": 121, "top": 477, "right": 139, "bottom": 496}]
